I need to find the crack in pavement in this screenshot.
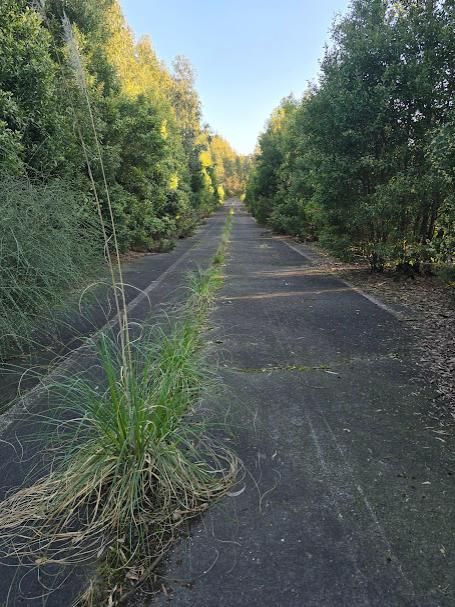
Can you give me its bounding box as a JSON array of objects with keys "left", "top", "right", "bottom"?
[{"left": 227, "top": 353, "right": 403, "bottom": 375}]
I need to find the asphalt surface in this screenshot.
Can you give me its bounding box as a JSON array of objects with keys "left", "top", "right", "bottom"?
[
  {"left": 0, "top": 205, "right": 229, "bottom": 606},
  {"left": 153, "top": 201, "right": 455, "bottom": 607}
]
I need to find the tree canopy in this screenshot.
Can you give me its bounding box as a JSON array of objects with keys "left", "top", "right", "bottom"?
[
  {"left": 0, "top": 0, "right": 247, "bottom": 252},
  {"left": 247, "top": 0, "right": 455, "bottom": 271}
]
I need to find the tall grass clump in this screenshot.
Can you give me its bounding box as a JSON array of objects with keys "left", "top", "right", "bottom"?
[
  {"left": 0, "top": 176, "right": 102, "bottom": 357},
  {"left": 0, "top": 212, "right": 237, "bottom": 602}
]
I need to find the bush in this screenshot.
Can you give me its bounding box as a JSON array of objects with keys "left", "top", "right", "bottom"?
[
  {"left": 437, "top": 264, "right": 455, "bottom": 284},
  {"left": 318, "top": 230, "right": 355, "bottom": 261},
  {"left": 0, "top": 177, "right": 102, "bottom": 356}
]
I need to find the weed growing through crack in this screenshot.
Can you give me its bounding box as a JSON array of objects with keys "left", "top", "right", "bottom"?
[{"left": 0, "top": 213, "right": 237, "bottom": 605}]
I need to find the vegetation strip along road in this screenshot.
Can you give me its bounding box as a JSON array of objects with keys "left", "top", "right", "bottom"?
[{"left": 0, "top": 205, "right": 238, "bottom": 607}]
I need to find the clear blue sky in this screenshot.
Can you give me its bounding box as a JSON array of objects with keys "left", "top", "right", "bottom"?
[{"left": 119, "top": 0, "right": 350, "bottom": 155}]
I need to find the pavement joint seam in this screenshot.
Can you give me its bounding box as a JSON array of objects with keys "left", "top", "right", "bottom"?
[
  {"left": 218, "top": 287, "right": 355, "bottom": 301},
  {"left": 226, "top": 354, "right": 402, "bottom": 375}
]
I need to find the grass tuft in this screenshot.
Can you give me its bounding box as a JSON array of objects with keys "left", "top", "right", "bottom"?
[{"left": 0, "top": 211, "right": 237, "bottom": 603}]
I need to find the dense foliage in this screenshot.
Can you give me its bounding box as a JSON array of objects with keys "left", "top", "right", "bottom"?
[
  {"left": 0, "top": 0, "right": 247, "bottom": 353},
  {"left": 247, "top": 0, "right": 455, "bottom": 272},
  {"left": 0, "top": 0, "right": 246, "bottom": 251}
]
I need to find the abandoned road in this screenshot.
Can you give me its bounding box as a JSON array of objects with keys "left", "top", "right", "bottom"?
[
  {"left": 155, "top": 200, "right": 455, "bottom": 607},
  {"left": 1, "top": 200, "right": 454, "bottom": 606}
]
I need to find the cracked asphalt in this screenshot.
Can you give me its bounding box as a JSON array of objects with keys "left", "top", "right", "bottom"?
[{"left": 154, "top": 200, "right": 455, "bottom": 607}]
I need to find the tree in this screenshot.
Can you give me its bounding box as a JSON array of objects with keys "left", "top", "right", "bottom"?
[{"left": 247, "top": 0, "right": 455, "bottom": 269}]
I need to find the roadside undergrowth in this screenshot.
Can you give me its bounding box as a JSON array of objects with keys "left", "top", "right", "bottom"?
[
  {"left": 0, "top": 212, "right": 237, "bottom": 606},
  {"left": 0, "top": 177, "right": 103, "bottom": 358}
]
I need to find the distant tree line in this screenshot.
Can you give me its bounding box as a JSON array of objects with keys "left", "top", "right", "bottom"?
[{"left": 247, "top": 0, "right": 455, "bottom": 272}]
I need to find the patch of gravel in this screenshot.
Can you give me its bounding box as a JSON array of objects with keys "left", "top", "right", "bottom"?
[{"left": 305, "top": 243, "right": 455, "bottom": 419}]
